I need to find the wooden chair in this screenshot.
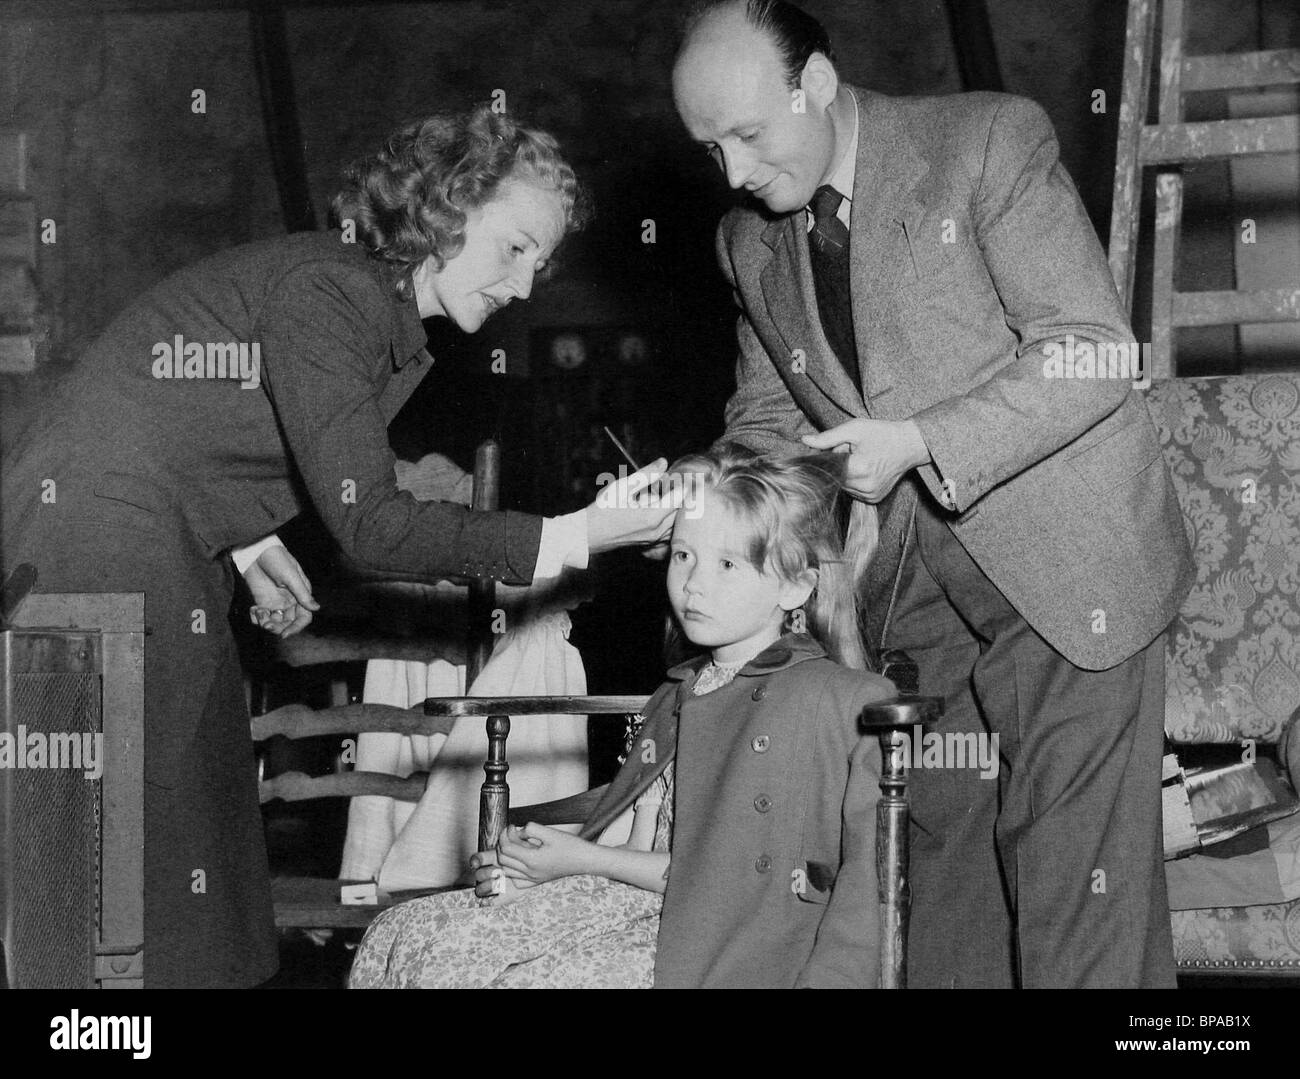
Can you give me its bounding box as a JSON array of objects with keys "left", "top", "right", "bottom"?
[
  {"left": 253, "top": 440, "right": 940, "bottom": 986},
  {"left": 409, "top": 651, "right": 936, "bottom": 988}
]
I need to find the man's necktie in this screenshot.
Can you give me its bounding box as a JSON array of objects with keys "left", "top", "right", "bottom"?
[{"left": 807, "top": 184, "right": 859, "bottom": 390}]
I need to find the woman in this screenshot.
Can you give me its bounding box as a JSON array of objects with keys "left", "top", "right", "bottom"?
[{"left": 0, "top": 106, "right": 672, "bottom": 988}]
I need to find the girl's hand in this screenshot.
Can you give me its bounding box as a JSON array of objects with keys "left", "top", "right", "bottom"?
[
  {"left": 496, "top": 823, "right": 596, "bottom": 884},
  {"left": 469, "top": 849, "right": 533, "bottom": 903}
]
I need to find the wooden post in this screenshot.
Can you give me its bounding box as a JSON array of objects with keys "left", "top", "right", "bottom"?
[
  {"left": 467, "top": 438, "right": 500, "bottom": 687},
  {"left": 478, "top": 713, "right": 511, "bottom": 852},
  {"left": 1108, "top": 0, "right": 1158, "bottom": 310},
  {"left": 876, "top": 728, "right": 910, "bottom": 990},
  {"left": 1151, "top": 0, "right": 1186, "bottom": 378}
]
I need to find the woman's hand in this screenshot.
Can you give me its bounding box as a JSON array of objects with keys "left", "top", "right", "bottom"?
[
  {"left": 585, "top": 458, "right": 681, "bottom": 556},
  {"left": 495, "top": 823, "right": 597, "bottom": 884},
  {"left": 245, "top": 546, "right": 320, "bottom": 638}
]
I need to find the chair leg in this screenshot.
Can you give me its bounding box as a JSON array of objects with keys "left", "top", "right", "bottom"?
[
  {"left": 876, "top": 728, "right": 911, "bottom": 989},
  {"left": 478, "top": 714, "right": 511, "bottom": 852}
]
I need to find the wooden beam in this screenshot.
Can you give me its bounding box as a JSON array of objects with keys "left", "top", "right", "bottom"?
[
  {"left": 1140, "top": 114, "right": 1300, "bottom": 162},
  {"left": 1182, "top": 48, "right": 1300, "bottom": 92},
  {"left": 1108, "top": 0, "right": 1158, "bottom": 312},
  {"left": 942, "top": 0, "right": 1003, "bottom": 92},
  {"left": 249, "top": 0, "right": 317, "bottom": 232},
  {"left": 0, "top": 0, "right": 464, "bottom": 16},
  {"left": 1170, "top": 288, "right": 1300, "bottom": 327}
]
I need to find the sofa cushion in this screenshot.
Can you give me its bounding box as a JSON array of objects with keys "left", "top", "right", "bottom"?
[{"left": 1146, "top": 375, "right": 1300, "bottom": 744}]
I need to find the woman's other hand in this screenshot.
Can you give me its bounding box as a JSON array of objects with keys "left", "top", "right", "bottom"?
[
  {"left": 585, "top": 458, "right": 681, "bottom": 555},
  {"left": 245, "top": 546, "right": 321, "bottom": 637},
  {"left": 495, "top": 822, "right": 596, "bottom": 884}
]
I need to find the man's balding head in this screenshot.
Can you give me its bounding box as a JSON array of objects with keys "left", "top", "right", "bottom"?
[{"left": 672, "top": 1, "right": 846, "bottom": 213}]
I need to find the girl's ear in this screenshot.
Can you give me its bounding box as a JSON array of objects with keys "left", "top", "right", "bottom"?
[{"left": 778, "top": 567, "right": 818, "bottom": 612}]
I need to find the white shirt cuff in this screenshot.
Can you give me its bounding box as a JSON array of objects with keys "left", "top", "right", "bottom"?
[
  {"left": 535, "top": 510, "right": 589, "bottom": 579},
  {"left": 231, "top": 533, "right": 286, "bottom": 575}
]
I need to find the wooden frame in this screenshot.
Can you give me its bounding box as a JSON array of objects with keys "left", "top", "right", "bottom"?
[{"left": 1108, "top": 0, "right": 1300, "bottom": 377}]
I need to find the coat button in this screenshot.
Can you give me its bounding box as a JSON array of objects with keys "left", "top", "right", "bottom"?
[
  {"left": 754, "top": 855, "right": 772, "bottom": 873},
  {"left": 754, "top": 794, "right": 772, "bottom": 813},
  {"left": 751, "top": 735, "right": 770, "bottom": 753},
  {"left": 752, "top": 685, "right": 766, "bottom": 701}
]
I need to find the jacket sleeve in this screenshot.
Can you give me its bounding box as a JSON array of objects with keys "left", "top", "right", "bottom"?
[
  {"left": 910, "top": 95, "right": 1136, "bottom": 514},
  {"left": 713, "top": 217, "right": 820, "bottom": 457},
  {"left": 577, "top": 680, "right": 678, "bottom": 841},
  {"left": 795, "top": 673, "right": 889, "bottom": 989},
  {"left": 255, "top": 261, "right": 542, "bottom": 582}
]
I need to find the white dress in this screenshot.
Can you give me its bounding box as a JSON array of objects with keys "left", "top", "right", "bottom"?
[{"left": 338, "top": 453, "right": 592, "bottom": 889}]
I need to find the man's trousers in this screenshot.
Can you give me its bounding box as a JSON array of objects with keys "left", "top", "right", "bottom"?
[{"left": 883, "top": 489, "right": 1177, "bottom": 988}]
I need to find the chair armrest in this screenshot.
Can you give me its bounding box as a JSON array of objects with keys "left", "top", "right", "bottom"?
[
  {"left": 422, "top": 695, "right": 650, "bottom": 717},
  {"left": 507, "top": 785, "right": 611, "bottom": 827},
  {"left": 859, "top": 695, "right": 943, "bottom": 733}
]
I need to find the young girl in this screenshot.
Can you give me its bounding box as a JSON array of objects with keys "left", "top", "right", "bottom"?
[{"left": 346, "top": 446, "right": 896, "bottom": 988}]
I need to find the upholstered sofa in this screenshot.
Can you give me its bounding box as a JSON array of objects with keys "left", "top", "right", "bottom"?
[{"left": 1146, "top": 373, "right": 1300, "bottom": 977}]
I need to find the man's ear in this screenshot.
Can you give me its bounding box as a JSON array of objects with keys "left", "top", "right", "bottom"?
[
  {"left": 779, "top": 567, "right": 819, "bottom": 611},
  {"left": 800, "top": 52, "right": 839, "bottom": 112}
]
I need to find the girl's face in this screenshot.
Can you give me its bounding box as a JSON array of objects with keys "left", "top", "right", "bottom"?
[
  {"left": 667, "top": 488, "right": 814, "bottom": 665},
  {"left": 413, "top": 180, "right": 566, "bottom": 330}
]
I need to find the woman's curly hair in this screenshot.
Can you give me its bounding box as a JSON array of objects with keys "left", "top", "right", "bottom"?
[{"left": 332, "top": 105, "right": 592, "bottom": 298}]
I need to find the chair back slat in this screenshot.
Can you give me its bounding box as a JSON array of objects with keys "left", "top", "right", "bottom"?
[
  {"left": 260, "top": 769, "right": 430, "bottom": 804},
  {"left": 252, "top": 701, "right": 457, "bottom": 741}
]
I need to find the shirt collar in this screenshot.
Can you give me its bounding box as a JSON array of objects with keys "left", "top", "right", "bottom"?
[
  {"left": 389, "top": 286, "right": 429, "bottom": 369},
  {"left": 664, "top": 631, "right": 828, "bottom": 682},
  {"left": 808, "top": 89, "right": 860, "bottom": 220}
]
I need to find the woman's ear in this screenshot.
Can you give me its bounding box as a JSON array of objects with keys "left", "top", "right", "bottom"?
[{"left": 778, "top": 567, "right": 818, "bottom": 612}]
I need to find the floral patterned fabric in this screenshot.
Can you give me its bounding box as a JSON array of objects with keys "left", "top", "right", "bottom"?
[
  {"left": 1146, "top": 374, "right": 1300, "bottom": 972},
  {"left": 348, "top": 765, "right": 675, "bottom": 989},
  {"left": 346, "top": 874, "right": 664, "bottom": 988},
  {"left": 1170, "top": 902, "right": 1300, "bottom": 974},
  {"left": 1147, "top": 375, "right": 1300, "bottom": 744}
]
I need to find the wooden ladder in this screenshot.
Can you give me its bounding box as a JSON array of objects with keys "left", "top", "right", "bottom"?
[{"left": 1108, "top": 0, "right": 1300, "bottom": 378}]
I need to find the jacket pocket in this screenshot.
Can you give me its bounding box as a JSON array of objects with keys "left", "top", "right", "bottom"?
[
  {"left": 1065, "top": 416, "right": 1162, "bottom": 494},
  {"left": 791, "top": 860, "right": 835, "bottom": 905},
  {"left": 90, "top": 472, "right": 178, "bottom": 535}
]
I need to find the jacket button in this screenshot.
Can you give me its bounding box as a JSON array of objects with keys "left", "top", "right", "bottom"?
[
  {"left": 754, "top": 855, "right": 772, "bottom": 873},
  {"left": 754, "top": 794, "right": 772, "bottom": 813},
  {"left": 751, "top": 735, "right": 770, "bottom": 753},
  {"left": 752, "top": 685, "right": 766, "bottom": 701}
]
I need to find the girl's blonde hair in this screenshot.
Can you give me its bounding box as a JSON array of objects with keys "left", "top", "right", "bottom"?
[{"left": 667, "top": 444, "right": 878, "bottom": 669}]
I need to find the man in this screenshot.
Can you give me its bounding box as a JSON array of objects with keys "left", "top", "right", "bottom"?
[{"left": 672, "top": 0, "right": 1194, "bottom": 987}]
